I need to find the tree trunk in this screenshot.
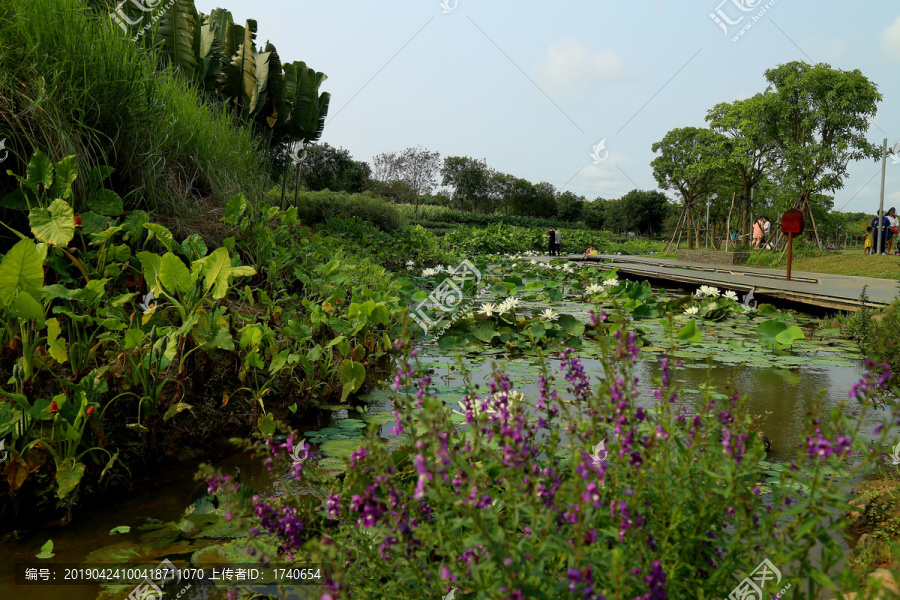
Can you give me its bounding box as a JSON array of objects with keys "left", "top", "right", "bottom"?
[{"left": 740, "top": 184, "right": 751, "bottom": 247}]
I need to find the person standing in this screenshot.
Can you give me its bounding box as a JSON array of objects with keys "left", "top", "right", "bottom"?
[
  {"left": 762, "top": 217, "right": 771, "bottom": 249},
  {"left": 872, "top": 211, "right": 891, "bottom": 254},
  {"left": 888, "top": 208, "right": 899, "bottom": 254},
  {"left": 555, "top": 228, "right": 562, "bottom": 256},
  {"left": 864, "top": 227, "right": 873, "bottom": 255},
  {"left": 547, "top": 228, "right": 556, "bottom": 256}
]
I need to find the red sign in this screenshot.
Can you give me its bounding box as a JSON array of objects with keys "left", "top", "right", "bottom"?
[{"left": 781, "top": 209, "right": 805, "bottom": 235}]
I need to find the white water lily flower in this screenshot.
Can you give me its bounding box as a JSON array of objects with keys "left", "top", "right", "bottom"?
[
  {"left": 478, "top": 302, "right": 498, "bottom": 317},
  {"left": 586, "top": 283, "right": 605, "bottom": 294},
  {"left": 684, "top": 306, "right": 699, "bottom": 315},
  {"left": 706, "top": 302, "right": 718, "bottom": 311},
  {"left": 602, "top": 278, "right": 619, "bottom": 287},
  {"left": 435, "top": 264, "right": 446, "bottom": 273},
  {"left": 421, "top": 268, "right": 437, "bottom": 277},
  {"left": 697, "top": 285, "right": 720, "bottom": 297},
  {"left": 498, "top": 297, "right": 520, "bottom": 313},
  {"left": 590, "top": 439, "right": 608, "bottom": 464},
  {"left": 406, "top": 260, "right": 415, "bottom": 268},
  {"left": 539, "top": 308, "right": 559, "bottom": 321},
  {"left": 494, "top": 389, "right": 524, "bottom": 408},
  {"left": 723, "top": 290, "right": 739, "bottom": 301}
]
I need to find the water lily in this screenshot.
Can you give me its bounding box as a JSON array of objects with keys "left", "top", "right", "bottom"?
[
  {"left": 498, "top": 297, "right": 520, "bottom": 313},
  {"left": 421, "top": 268, "right": 437, "bottom": 277},
  {"left": 539, "top": 308, "right": 559, "bottom": 321},
  {"left": 586, "top": 283, "right": 604, "bottom": 294},
  {"left": 602, "top": 278, "right": 619, "bottom": 287},
  {"left": 723, "top": 290, "right": 739, "bottom": 302},
  {"left": 590, "top": 439, "right": 608, "bottom": 464},
  {"left": 405, "top": 260, "right": 415, "bottom": 268},
  {"left": 697, "top": 285, "right": 720, "bottom": 297},
  {"left": 684, "top": 306, "right": 699, "bottom": 315},
  {"left": 705, "top": 302, "right": 717, "bottom": 311},
  {"left": 478, "top": 302, "right": 498, "bottom": 317}
]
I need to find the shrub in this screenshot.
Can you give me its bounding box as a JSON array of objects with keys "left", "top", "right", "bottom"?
[
  {"left": 277, "top": 189, "right": 406, "bottom": 232},
  {"left": 207, "top": 320, "right": 892, "bottom": 599}
]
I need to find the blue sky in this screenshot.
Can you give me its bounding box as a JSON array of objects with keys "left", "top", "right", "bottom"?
[{"left": 194, "top": 0, "right": 900, "bottom": 214}]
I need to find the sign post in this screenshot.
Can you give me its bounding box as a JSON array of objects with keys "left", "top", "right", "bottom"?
[{"left": 781, "top": 209, "right": 806, "bottom": 281}]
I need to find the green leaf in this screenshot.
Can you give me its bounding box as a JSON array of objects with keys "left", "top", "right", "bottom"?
[
  {"left": 46, "top": 318, "right": 68, "bottom": 362},
  {"left": 677, "top": 320, "right": 703, "bottom": 343},
  {"left": 55, "top": 460, "right": 86, "bottom": 499},
  {"left": 775, "top": 325, "right": 804, "bottom": 347},
  {"left": 0, "top": 239, "right": 43, "bottom": 307},
  {"left": 224, "top": 193, "right": 248, "bottom": 223},
  {"left": 35, "top": 539, "right": 55, "bottom": 559},
  {"left": 162, "top": 402, "right": 193, "bottom": 422},
  {"left": 51, "top": 156, "right": 78, "bottom": 200},
  {"left": 158, "top": 252, "right": 194, "bottom": 295},
  {"left": 239, "top": 324, "right": 264, "bottom": 349},
  {"left": 29, "top": 198, "right": 75, "bottom": 247},
  {"left": 201, "top": 247, "right": 232, "bottom": 299},
  {"left": 11, "top": 291, "right": 44, "bottom": 327},
  {"left": 143, "top": 223, "right": 180, "bottom": 254},
  {"left": 338, "top": 359, "right": 366, "bottom": 402},
  {"left": 86, "top": 188, "right": 124, "bottom": 216},
  {"left": 109, "top": 526, "right": 131, "bottom": 535},
  {"left": 136, "top": 251, "right": 162, "bottom": 295},
  {"left": 26, "top": 151, "right": 53, "bottom": 195}
]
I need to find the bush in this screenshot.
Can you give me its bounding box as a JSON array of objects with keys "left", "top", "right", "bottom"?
[
  {"left": 401, "top": 205, "right": 588, "bottom": 230},
  {"left": 208, "top": 324, "right": 891, "bottom": 598},
  {"left": 438, "top": 224, "right": 663, "bottom": 256},
  {"left": 319, "top": 217, "right": 450, "bottom": 270},
  {"left": 276, "top": 189, "right": 407, "bottom": 232}
]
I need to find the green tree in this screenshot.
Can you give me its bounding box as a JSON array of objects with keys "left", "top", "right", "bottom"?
[
  {"left": 297, "top": 143, "right": 370, "bottom": 193},
  {"left": 555, "top": 191, "right": 585, "bottom": 222},
  {"left": 707, "top": 96, "right": 778, "bottom": 245},
  {"left": 754, "top": 61, "right": 882, "bottom": 247},
  {"left": 604, "top": 190, "right": 671, "bottom": 236},
  {"left": 583, "top": 198, "right": 609, "bottom": 230},
  {"left": 651, "top": 127, "right": 728, "bottom": 248},
  {"left": 441, "top": 157, "right": 494, "bottom": 213}
]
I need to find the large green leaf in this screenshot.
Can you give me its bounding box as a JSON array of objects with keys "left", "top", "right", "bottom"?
[
  {"left": 11, "top": 292, "right": 45, "bottom": 328},
  {"left": 338, "top": 359, "right": 366, "bottom": 402},
  {"left": 56, "top": 459, "right": 86, "bottom": 499},
  {"left": 201, "top": 247, "right": 232, "bottom": 299},
  {"left": 156, "top": 0, "right": 200, "bottom": 76},
  {"left": 0, "top": 239, "right": 44, "bottom": 306},
  {"left": 86, "top": 189, "right": 124, "bottom": 216},
  {"left": 29, "top": 198, "right": 75, "bottom": 247},
  {"left": 677, "top": 320, "right": 703, "bottom": 343},
  {"left": 143, "top": 223, "right": 180, "bottom": 254},
  {"left": 136, "top": 251, "right": 162, "bottom": 295},
  {"left": 25, "top": 151, "right": 53, "bottom": 196},
  {"left": 158, "top": 252, "right": 195, "bottom": 295},
  {"left": 51, "top": 156, "right": 78, "bottom": 200}
]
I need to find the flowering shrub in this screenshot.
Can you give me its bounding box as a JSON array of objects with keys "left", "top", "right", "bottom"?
[{"left": 206, "top": 320, "right": 896, "bottom": 599}]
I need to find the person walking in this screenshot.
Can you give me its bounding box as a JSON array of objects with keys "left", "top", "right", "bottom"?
[
  {"left": 547, "top": 228, "right": 556, "bottom": 256},
  {"left": 555, "top": 228, "right": 562, "bottom": 256},
  {"left": 752, "top": 216, "right": 764, "bottom": 249}
]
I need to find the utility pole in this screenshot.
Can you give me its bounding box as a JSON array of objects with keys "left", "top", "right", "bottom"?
[{"left": 878, "top": 138, "right": 888, "bottom": 254}]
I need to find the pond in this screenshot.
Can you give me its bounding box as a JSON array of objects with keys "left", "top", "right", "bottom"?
[{"left": 0, "top": 262, "right": 881, "bottom": 600}]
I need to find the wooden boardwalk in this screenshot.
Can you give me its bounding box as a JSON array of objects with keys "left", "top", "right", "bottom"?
[{"left": 567, "top": 254, "right": 899, "bottom": 311}]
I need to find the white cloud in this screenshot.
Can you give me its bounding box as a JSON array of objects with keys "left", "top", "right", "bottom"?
[
  {"left": 533, "top": 38, "right": 626, "bottom": 98},
  {"left": 880, "top": 15, "right": 900, "bottom": 57}
]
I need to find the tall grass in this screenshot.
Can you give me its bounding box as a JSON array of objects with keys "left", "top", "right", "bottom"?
[{"left": 0, "top": 0, "right": 265, "bottom": 218}]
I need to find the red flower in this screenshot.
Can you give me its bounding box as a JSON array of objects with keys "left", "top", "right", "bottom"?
[
  {"left": 49, "top": 401, "right": 59, "bottom": 414},
  {"left": 74, "top": 216, "right": 82, "bottom": 228},
  {"left": 86, "top": 406, "right": 95, "bottom": 419}
]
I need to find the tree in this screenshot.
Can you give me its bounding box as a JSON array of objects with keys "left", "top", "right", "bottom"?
[
  {"left": 753, "top": 61, "right": 882, "bottom": 248},
  {"left": 297, "top": 143, "right": 370, "bottom": 193},
  {"left": 651, "top": 127, "right": 729, "bottom": 249},
  {"left": 372, "top": 147, "right": 442, "bottom": 215},
  {"left": 441, "top": 156, "right": 494, "bottom": 213},
  {"left": 583, "top": 198, "right": 610, "bottom": 230},
  {"left": 556, "top": 191, "right": 585, "bottom": 222},
  {"left": 604, "top": 190, "right": 671, "bottom": 236},
  {"left": 531, "top": 182, "right": 558, "bottom": 219},
  {"left": 368, "top": 179, "right": 417, "bottom": 205},
  {"left": 706, "top": 96, "right": 778, "bottom": 245}
]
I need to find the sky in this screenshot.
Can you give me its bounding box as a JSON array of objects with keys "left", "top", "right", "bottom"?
[{"left": 193, "top": 0, "right": 900, "bottom": 214}]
